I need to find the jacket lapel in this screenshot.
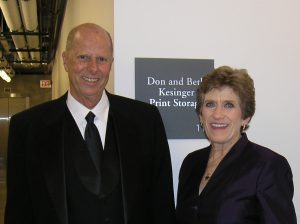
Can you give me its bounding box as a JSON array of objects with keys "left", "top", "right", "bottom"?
[
  {"left": 200, "top": 134, "right": 250, "bottom": 197},
  {"left": 39, "top": 94, "right": 69, "bottom": 224},
  {"left": 107, "top": 93, "right": 142, "bottom": 224}
]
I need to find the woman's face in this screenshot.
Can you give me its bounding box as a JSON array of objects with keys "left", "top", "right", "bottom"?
[{"left": 200, "top": 86, "right": 250, "bottom": 149}]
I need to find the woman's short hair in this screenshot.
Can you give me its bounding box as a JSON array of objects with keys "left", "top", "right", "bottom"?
[{"left": 196, "top": 65, "right": 255, "bottom": 130}]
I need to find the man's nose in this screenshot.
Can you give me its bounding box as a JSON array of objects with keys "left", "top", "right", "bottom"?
[{"left": 88, "top": 58, "right": 98, "bottom": 72}]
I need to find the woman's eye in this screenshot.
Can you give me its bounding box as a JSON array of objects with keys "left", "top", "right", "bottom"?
[
  {"left": 205, "top": 102, "right": 215, "bottom": 108},
  {"left": 224, "top": 102, "right": 234, "bottom": 108}
]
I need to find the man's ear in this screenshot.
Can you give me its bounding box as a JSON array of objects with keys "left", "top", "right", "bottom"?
[{"left": 62, "top": 52, "right": 69, "bottom": 72}]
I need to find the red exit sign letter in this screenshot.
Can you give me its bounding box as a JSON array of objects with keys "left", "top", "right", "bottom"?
[{"left": 40, "top": 80, "right": 52, "bottom": 88}]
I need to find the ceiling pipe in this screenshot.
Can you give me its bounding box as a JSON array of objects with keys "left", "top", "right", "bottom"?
[
  {"left": 19, "top": 0, "right": 38, "bottom": 31},
  {"left": 0, "top": 0, "right": 22, "bottom": 30},
  {"left": 11, "top": 33, "right": 29, "bottom": 60},
  {"left": 0, "top": 0, "right": 29, "bottom": 60},
  {"left": 27, "top": 35, "right": 40, "bottom": 61},
  {"left": 19, "top": 0, "right": 40, "bottom": 61}
]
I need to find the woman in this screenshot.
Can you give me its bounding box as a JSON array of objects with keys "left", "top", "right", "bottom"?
[{"left": 176, "top": 66, "right": 297, "bottom": 224}]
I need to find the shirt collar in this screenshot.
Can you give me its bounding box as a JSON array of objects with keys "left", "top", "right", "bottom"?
[
  {"left": 66, "top": 90, "right": 110, "bottom": 145},
  {"left": 67, "top": 91, "right": 109, "bottom": 122}
]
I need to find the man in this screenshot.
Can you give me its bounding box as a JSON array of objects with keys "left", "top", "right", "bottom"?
[{"left": 5, "top": 23, "right": 175, "bottom": 224}]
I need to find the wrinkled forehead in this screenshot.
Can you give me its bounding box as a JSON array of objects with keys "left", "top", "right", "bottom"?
[
  {"left": 75, "top": 30, "right": 109, "bottom": 45},
  {"left": 68, "top": 37, "right": 112, "bottom": 59}
]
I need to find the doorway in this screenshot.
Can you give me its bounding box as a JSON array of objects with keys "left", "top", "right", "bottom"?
[{"left": 0, "top": 96, "right": 29, "bottom": 224}]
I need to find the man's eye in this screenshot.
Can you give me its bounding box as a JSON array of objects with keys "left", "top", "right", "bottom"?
[
  {"left": 77, "top": 55, "right": 90, "bottom": 61},
  {"left": 96, "top": 57, "right": 108, "bottom": 63},
  {"left": 224, "top": 102, "right": 234, "bottom": 108}
]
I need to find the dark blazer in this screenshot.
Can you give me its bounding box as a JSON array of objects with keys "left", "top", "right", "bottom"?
[
  {"left": 5, "top": 92, "right": 175, "bottom": 224},
  {"left": 176, "top": 134, "right": 297, "bottom": 224}
]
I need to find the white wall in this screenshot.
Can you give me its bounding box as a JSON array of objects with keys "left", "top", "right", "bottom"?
[
  {"left": 52, "top": 0, "right": 114, "bottom": 99},
  {"left": 114, "top": 0, "right": 300, "bottom": 217}
]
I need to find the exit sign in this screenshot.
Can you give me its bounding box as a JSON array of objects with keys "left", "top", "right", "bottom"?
[{"left": 40, "top": 80, "right": 52, "bottom": 88}]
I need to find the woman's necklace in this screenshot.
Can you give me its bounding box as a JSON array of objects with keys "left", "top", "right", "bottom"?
[
  {"left": 204, "top": 153, "right": 225, "bottom": 179},
  {"left": 199, "top": 150, "right": 227, "bottom": 194},
  {"left": 204, "top": 174, "right": 210, "bottom": 180}
]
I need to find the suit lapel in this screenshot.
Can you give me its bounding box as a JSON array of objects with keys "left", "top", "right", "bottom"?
[
  {"left": 107, "top": 94, "right": 142, "bottom": 224},
  {"left": 200, "top": 134, "right": 250, "bottom": 197},
  {"left": 100, "top": 113, "right": 121, "bottom": 197},
  {"left": 39, "top": 94, "right": 69, "bottom": 224}
]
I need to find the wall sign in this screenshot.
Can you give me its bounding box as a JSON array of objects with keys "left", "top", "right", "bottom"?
[{"left": 135, "top": 58, "right": 214, "bottom": 139}]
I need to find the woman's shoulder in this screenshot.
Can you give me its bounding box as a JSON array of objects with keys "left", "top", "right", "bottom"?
[
  {"left": 246, "top": 140, "right": 289, "bottom": 167},
  {"left": 186, "top": 146, "right": 210, "bottom": 159},
  {"left": 248, "top": 140, "right": 282, "bottom": 156},
  {"left": 180, "top": 146, "right": 210, "bottom": 170}
]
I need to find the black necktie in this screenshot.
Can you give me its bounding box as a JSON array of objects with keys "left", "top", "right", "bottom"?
[{"left": 84, "top": 111, "right": 103, "bottom": 194}]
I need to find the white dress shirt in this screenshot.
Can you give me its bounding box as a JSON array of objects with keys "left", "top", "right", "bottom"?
[{"left": 66, "top": 91, "right": 110, "bottom": 148}]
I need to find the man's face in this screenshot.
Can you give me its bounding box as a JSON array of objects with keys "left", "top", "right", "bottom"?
[{"left": 62, "top": 27, "right": 113, "bottom": 108}]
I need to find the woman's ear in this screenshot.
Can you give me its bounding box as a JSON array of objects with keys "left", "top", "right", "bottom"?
[
  {"left": 242, "top": 117, "right": 251, "bottom": 130},
  {"left": 199, "top": 115, "right": 203, "bottom": 127},
  {"left": 243, "top": 117, "right": 251, "bottom": 125}
]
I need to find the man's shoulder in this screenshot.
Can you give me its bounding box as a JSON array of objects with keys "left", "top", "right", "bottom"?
[
  {"left": 108, "top": 92, "right": 157, "bottom": 112},
  {"left": 11, "top": 94, "right": 66, "bottom": 121}
]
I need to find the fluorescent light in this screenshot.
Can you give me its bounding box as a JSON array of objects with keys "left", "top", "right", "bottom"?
[{"left": 0, "top": 70, "right": 11, "bottom": 82}]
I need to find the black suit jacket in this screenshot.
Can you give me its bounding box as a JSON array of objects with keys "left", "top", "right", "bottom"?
[
  {"left": 5, "top": 92, "right": 175, "bottom": 224},
  {"left": 176, "top": 134, "right": 297, "bottom": 224}
]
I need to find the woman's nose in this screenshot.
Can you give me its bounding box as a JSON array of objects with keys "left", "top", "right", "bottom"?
[{"left": 212, "top": 106, "right": 224, "bottom": 119}]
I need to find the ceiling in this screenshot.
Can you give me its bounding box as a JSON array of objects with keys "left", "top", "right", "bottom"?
[{"left": 0, "top": 0, "right": 67, "bottom": 76}]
